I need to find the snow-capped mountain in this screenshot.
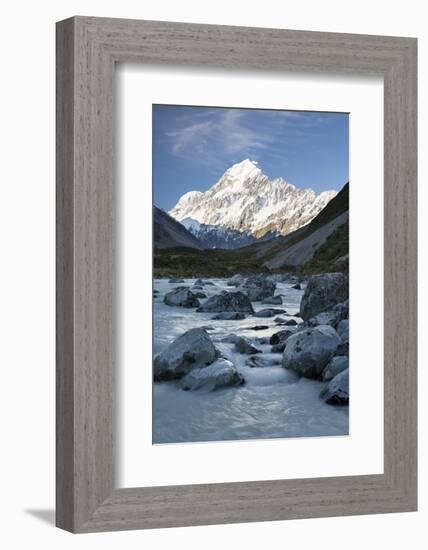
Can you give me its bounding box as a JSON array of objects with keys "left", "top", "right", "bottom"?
[{"left": 169, "top": 159, "right": 337, "bottom": 248}]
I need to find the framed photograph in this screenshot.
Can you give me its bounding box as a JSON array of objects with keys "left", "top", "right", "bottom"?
[{"left": 56, "top": 16, "right": 417, "bottom": 532}]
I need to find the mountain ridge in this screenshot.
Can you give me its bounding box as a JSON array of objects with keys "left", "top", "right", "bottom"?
[{"left": 153, "top": 206, "right": 204, "bottom": 250}]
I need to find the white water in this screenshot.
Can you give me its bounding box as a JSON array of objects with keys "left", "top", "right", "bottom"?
[{"left": 153, "top": 278, "right": 348, "bottom": 444}]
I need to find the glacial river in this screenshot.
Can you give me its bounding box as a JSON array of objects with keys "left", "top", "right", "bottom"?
[{"left": 153, "top": 278, "right": 348, "bottom": 444}]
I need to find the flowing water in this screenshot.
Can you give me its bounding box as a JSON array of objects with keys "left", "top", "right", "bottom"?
[{"left": 153, "top": 278, "right": 348, "bottom": 444}]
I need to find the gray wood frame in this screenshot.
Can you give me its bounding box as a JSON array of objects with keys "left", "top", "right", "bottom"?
[{"left": 56, "top": 16, "right": 417, "bottom": 533}]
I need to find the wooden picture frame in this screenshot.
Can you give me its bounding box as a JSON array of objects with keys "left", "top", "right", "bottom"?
[{"left": 56, "top": 16, "right": 417, "bottom": 533}]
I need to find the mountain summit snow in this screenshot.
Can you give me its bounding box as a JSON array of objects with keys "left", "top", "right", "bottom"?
[{"left": 169, "top": 159, "right": 337, "bottom": 248}]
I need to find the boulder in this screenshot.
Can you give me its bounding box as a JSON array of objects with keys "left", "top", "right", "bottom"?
[
  {"left": 283, "top": 318, "right": 298, "bottom": 326},
  {"left": 322, "top": 356, "right": 349, "bottom": 381},
  {"left": 335, "top": 341, "right": 349, "bottom": 357},
  {"left": 333, "top": 300, "right": 349, "bottom": 319},
  {"left": 242, "top": 275, "right": 276, "bottom": 301},
  {"left": 234, "top": 336, "right": 261, "bottom": 355},
  {"left": 168, "top": 277, "right": 185, "bottom": 283},
  {"left": 254, "top": 308, "right": 286, "bottom": 318},
  {"left": 292, "top": 283, "right": 301, "bottom": 290},
  {"left": 262, "top": 295, "right": 283, "bottom": 305},
  {"left": 300, "top": 273, "right": 349, "bottom": 321},
  {"left": 212, "top": 312, "right": 246, "bottom": 320},
  {"left": 307, "top": 310, "right": 340, "bottom": 328},
  {"left": 270, "top": 329, "right": 294, "bottom": 345},
  {"left": 163, "top": 288, "right": 200, "bottom": 308},
  {"left": 282, "top": 325, "right": 341, "bottom": 379},
  {"left": 193, "top": 291, "right": 207, "bottom": 299},
  {"left": 249, "top": 325, "right": 269, "bottom": 331},
  {"left": 337, "top": 319, "right": 349, "bottom": 342},
  {"left": 220, "top": 334, "right": 240, "bottom": 344},
  {"left": 154, "top": 328, "right": 218, "bottom": 381},
  {"left": 320, "top": 368, "right": 349, "bottom": 405},
  {"left": 274, "top": 316, "right": 286, "bottom": 324},
  {"left": 192, "top": 285, "right": 204, "bottom": 290},
  {"left": 178, "top": 358, "right": 244, "bottom": 391},
  {"left": 196, "top": 291, "right": 254, "bottom": 314}
]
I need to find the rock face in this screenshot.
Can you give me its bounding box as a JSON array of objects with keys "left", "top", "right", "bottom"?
[
  {"left": 243, "top": 276, "right": 276, "bottom": 301},
  {"left": 196, "top": 291, "right": 254, "bottom": 314},
  {"left": 262, "top": 295, "right": 283, "bottom": 305},
  {"left": 154, "top": 328, "right": 218, "bottom": 381},
  {"left": 234, "top": 336, "right": 261, "bottom": 355},
  {"left": 163, "top": 287, "right": 200, "bottom": 308},
  {"left": 178, "top": 358, "right": 244, "bottom": 391},
  {"left": 282, "top": 325, "right": 341, "bottom": 379},
  {"left": 320, "top": 369, "right": 349, "bottom": 405},
  {"left": 300, "top": 273, "right": 349, "bottom": 321},
  {"left": 322, "top": 356, "right": 349, "bottom": 381},
  {"left": 212, "top": 312, "right": 246, "bottom": 320}
]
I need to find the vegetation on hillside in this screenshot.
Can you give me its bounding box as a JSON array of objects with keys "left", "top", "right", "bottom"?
[{"left": 302, "top": 222, "right": 349, "bottom": 275}]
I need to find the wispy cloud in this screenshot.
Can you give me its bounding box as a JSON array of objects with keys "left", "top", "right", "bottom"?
[{"left": 154, "top": 105, "right": 340, "bottom": 177}]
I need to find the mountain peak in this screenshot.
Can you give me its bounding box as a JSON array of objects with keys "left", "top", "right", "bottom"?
[
  {"left": 226, "top": 158, "right": 262, "bottom": 180},
  {"left": 168, "top": 160, "right": 338, "bottom": 243}
]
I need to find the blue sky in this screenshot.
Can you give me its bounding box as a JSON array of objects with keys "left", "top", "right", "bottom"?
[{"left": 153, "top": 104, "right": 349, "bottom": 211}]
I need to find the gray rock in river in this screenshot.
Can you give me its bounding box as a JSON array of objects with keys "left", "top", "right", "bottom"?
[
  {"left": 262, "top": 295, "right": 283, "bottom": 305},
  {"left": 154, "top": 328, "right": 218, "bottom": 381},
  {"left": 196, "top": 291, "right": 254, "bottom": 314},
  {"left": 193, "top": 291, "right": 207, "bottom": 299},
  {"left": 168, "top": 277, "right": 185, "bottom": 283},
  {"left": 282, "top": 325, "right": 341, "bottom": 379},
  {"left": 220, "top": 333, "right": 239, "bottom": 343},
  {"left": 212, "top": 312, "right": 246, "bottom": 320},
  {"left": 242, "top": 275, "right": 276, "bottom": 301},
  {"left": 234, "top": 336, "right": 261, "bottom": 355},
  {"left": 254, "top": 308, "right": 286, "bottom": 318},
  {"left": 270, "top": 329, "right": 294, "bottom": 345},
  {"left": 320, "top": 368, "right": 349, "bottom": 405},
  {"left": 245, "top": 355, "right": 280, "bottom": 368},
  {"left": 322, "top": 355, "right": 349, "bottom": 381},
  {"left": 335, "top": 341, "right": 349, "bottom": 357},
  {"left": 163, "top": 287, "right": 200, "bottom": 308},
  {"left": 336, "top": 319, "right": 349, "bottom": 342},
  {"left": 178, "top": 358, "right": 244, "bottom": 391},
  {"left": 300, "top": 273, "right": 349, "bottom": 321}
]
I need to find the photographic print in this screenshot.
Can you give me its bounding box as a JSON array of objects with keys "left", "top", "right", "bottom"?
[{"left": 152, "top": 104, "right": 349, "bottom": 444}]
